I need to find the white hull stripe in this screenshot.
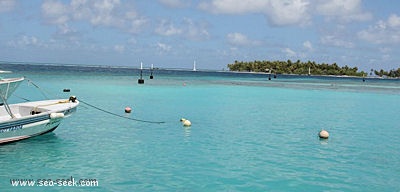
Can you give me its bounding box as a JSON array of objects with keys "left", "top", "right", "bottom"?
[
  {"left": 22, "top": 120, "right": 50, "bottom": 129},
  {"left": 0, "top": 115, "right": 49, "bottom": 130},
  {"left": 0, "top": 125, "right": 59, "bottom": 144}
]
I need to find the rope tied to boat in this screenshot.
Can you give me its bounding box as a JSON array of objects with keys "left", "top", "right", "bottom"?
[
  {"left": 79, "top": 99, "right": 165, "bottom": 124},
  {"left": 31, "top": 100, "right": 69, "bottom": 114},
  {"left": 23, "top": 78, "right": 165, "bottom": 124},
  {"left": 31, "top": 97, "right": 77, "bottom": 114}
]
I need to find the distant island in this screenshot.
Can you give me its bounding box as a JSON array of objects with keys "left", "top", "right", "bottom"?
[{"left": 227, "top": 59, "right": 400, "bottom": 78}]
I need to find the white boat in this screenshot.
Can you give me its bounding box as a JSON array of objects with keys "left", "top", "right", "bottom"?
[{"left": 0, "top": 77, "right": 79, "bottom": 144}]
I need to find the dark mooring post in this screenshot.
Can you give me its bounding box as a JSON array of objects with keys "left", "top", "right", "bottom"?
[
  {"left": 138, "top": 62, "right": 144, "bottom": 84},
  {"left": 150, "top": 64, "right": 154, "bottom": 79}
]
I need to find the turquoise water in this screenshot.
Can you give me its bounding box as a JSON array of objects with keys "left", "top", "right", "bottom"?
[{"left": 1, "top": 64, "right": 400, "bottom": 191}]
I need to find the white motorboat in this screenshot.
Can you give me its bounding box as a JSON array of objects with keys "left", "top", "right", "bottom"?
[{"left": 0, "top": 77, "right": 79, "bottom": 144}]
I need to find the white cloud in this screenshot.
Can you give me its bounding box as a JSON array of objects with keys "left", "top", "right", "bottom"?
[
  {"left": 199, "top": 0, "right": 268, "bottom": 14},
  {"left": 265, "top": 0, "right": 310, "bottom": 26},
  {"left": 70, "top": 0, "right": 124, "bottom": 27},
  {"left": 157, "top": 42, "right": 171, "bottom": 52},
  {"left": 199, "top": 0, "right": 311, "bottom": 26},
  {"left": 227, "top": 32, "right": 260, "bottom": 46},
  {"left": 199, "top": 0, "right": 372, "bottom": 26},
  {"left": 388, "top": 14, "right": 400, "bottom": 28},
  {"left": 379, "top": 47, "right": 391, "bottom": 54},
  {"left": 114, "top": 44, "right": 125, "bottom": 53},
  {"left": 316, "top": 0, "right": 372, "bottom": 22},
  {"left": 53, "top": 23, "right": 80, "bottom": 42},
  {"left": 73, "top": 0, "right": 148, "bottom": 32},
  {"left": 0, "top": 0, "right": 16, "bottom": 13},
  {"left": 124, "top": 9, "right": 148, "bottom": 34},
  {"left": 358, "top": 14, "right": 400, "bottom": 44},
  {"left": 41, "top": 0, "right": 69, "bottom": 25},
  {"left": 8, "top": 35, "right": 40, "bottom": 48},
  {"left": 182, "top": 18, "right": 210, "bottom": 40},
  {"left": 320, "top": 35, "right": 354, "bottom": 48},
  {"left": 128, "top": 38, "right": 137, "bottom": 44},
  {"left": 283, "top": 47, "right": 296, "bottom": 57},
  {"left": 41, "top": 0, "right": 147, "bottom": 35},
  {"left": 303, "top": 41, "right": 313, "bottom": 51},
  {"left": 158, "top": 0, "right": 189, "bottom": 8},
  {"left": 155, "top": 18, "right": 209, "bottom": 40},
  {"left": 155, "top": 20, "right": 182, "bottom": 36}
]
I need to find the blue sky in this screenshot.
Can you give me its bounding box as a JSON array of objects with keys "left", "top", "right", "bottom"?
[{"left": 0, "top": 0, "right": 399, "bottom": 71}]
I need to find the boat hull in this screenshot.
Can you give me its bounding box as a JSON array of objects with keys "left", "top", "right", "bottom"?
[{"left": 0, "top": 99, "right": 78, "bottom": 144}]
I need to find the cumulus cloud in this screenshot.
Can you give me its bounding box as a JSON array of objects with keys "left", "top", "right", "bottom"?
[
  {"left": 265, "top": 0, "right": 310, "bottom": 26},
  {"left": 199, "top": 0, "right": 311, "bottom": 26},
  {"left": 303, "top": 40, "right": 313, "bottom": 51},
  {"left": 0, "top": 0, "right": 16, "bottom": 13},
  {"left": 227, "top": 32, "right": 260, "bottom": 46},
  {"left": 158, "top": 0, "right": 189, "bottom": 8},
  {"left": 157, "top": 42, "right": 171, "bottom": 53},
  {"left": 320, "top": 35, "right": 354, "bottom": 48},
  {"left": 41, "top": 0, "right": 69, "bottom": 25},
  {"left": 316, "top": 0, "right": 372, "bottom": 22},
  {"left": 199, "top": 0, "right": 268, "bottom": 14},
  {"left": 70, "top": 0, "right": 124, "bottom": 27},
  {"left": 114, "top": 44, "right": 125, "bottom": 53},
  {"left": 283, "top": 47, "right": 297, "bottom": 57},
  {"left": 358, "top": 14, "right": 400, "bottom": 44},
  {"left": 155, "top": 18, "right": 209, "bottom": 40},
  {"left": 54, "top": 23, "right": 79, "bottom": 40},
  {"left": 41, "top": 0, "right": 147, "bottom": 34},
  {"left": 199, "top": 0, "right": 371, "bottom": 26},
  {"left": 125, "top": 14, "right": 148, "bottom": 34},
  {"left": 8, "top": 35, "right": 40, "bottom": 48},
  {"left": 155, "top": 20, "right": 182, "bottom": 36},
  {"left": 388, "top": 14, "right": 400, "bottom": 28},
  {"left": 182, "top": 18, "right": 210, "bottom": 40}
]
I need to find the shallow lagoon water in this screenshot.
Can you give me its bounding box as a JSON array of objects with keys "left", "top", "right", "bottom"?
[{"left": 0, "top": 64, "right": 399, "bottom": 191}]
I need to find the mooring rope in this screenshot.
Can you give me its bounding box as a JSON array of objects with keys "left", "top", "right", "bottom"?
[
  {"left": 26, "top": 78, "right": 51, "bottom": 99},
  {"left": 79, "top": 100, "right": 165, "bottom": 124},
  {"left": 22, "top": 78, "right": 165, "bottom": 124}
]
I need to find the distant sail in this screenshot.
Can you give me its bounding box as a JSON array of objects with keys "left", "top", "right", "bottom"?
[{"left": 193, "top": 60, "right": 196, "bottom": 71}]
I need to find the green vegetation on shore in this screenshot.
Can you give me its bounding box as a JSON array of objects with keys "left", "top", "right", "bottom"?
[{"left": 227, "top": 60, "right": 400, "bottom": 78}]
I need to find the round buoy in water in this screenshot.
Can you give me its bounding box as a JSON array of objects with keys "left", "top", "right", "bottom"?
[
  {"left": 125, "top": 107, "right": 132, "bottom": 113},
  {"left": 180, "top": 118, "right": 191, "bottom": 127},
  {"left": 183, "top": 120, "right": 191, "bottom": 127},
  {"left": 319, "top": 130, "right": 329, "bottom": 139}
]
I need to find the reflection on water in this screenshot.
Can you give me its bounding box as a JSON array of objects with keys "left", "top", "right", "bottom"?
[
  {"left": 183, "top": 127, "right": 191, "bottom": 142},
  {"left": 319, "top": 138, "right": 329, "bottom": 145}
]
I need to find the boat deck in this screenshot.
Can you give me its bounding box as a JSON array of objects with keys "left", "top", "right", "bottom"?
[{"left": 0, "top": 99, "right": 78, "bottom": 122}]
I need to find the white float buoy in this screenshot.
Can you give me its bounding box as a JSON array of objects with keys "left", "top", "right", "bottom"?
[
  {"left": 125, "top": 107, "right": 132, "bottom": 113},
  {"left": 319, "top": 130, "right": 329, "bottom": 139},
  {"left": 180, "top": 118, "right": 191, "bottom": 127},
  {"left": 50, "top": 112, "right": 64, "bottom": 119}
]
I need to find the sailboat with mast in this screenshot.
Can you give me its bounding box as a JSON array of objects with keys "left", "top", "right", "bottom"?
[{"left": 193, "top": 60, "right": 197, "bottom": 71}]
